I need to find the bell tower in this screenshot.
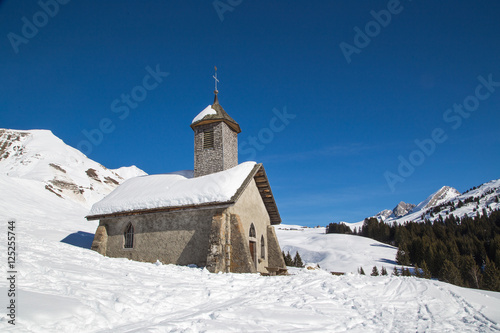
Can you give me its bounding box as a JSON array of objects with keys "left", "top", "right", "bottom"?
[{"left": 191, "top": 69, "right": 241, "bottom": 177}]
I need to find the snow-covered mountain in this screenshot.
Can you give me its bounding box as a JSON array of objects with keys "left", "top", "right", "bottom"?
[
  {"left": 393, "top": 201, "right": 416, "bottom": 217},
  {"left": 374, "top": 209, "right": 393, "bottom": 220},
  {"left": 370, "top": 201, "right": 416, "bottom": 222},
  {"left": 351, "top": 180, "right": 500, "bottom": 229},
  {"left": 412, "top": 185, "right": 461, "bottom": 212},
  {"left": 0, "top": 129, "right": 146, "bottom": 208},
  {"left": 386, "top": 182, "right": 499, "bottom": 225}
]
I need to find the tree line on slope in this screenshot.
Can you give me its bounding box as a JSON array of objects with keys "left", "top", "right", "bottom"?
[{"left": 326, "top": 209, "right": 500, "bottom": 291}]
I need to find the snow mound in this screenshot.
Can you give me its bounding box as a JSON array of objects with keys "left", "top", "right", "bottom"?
[
  {"left": 88, "top": 162, "right": 256, "bottom": 216},
  {"left": 111, "top": 165, "right": 148, "bottom": 180},
  {"left": 275, "top": 225, "right": 398, "bottom": 273}
]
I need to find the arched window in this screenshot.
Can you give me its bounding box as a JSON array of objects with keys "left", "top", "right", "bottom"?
[
  {"left": 249, "top": 223, "right": 256, "bottom": 238},
  {"left": 124, "top": 223, "right": 134, "bottom": 248},
  {"left": 261, "top": 235, "right": 265, "bottom": 259}
]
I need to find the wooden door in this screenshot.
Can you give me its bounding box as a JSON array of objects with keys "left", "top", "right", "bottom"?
[{"left": 249, "top": 241, "right": 256, "bottom": 266}]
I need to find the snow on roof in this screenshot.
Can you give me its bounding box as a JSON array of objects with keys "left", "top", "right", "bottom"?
[
  {"left": 192, "top": 105, "right": 217, "bottom": 124},
  {"left": 88, "top": 162, "right": 257, "bottom": 217}
]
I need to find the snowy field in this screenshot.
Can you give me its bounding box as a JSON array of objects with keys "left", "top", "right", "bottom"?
[
  {"left": 1, "top": 189, "right": 500, "bottom": 332},
  {"left": 275, "top": 225, "right": 399, "bottom": 274}
]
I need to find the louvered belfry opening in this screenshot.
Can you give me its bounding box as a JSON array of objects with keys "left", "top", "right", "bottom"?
[{"left": 203, "top": 129, "right": 214, "bottom": 149}]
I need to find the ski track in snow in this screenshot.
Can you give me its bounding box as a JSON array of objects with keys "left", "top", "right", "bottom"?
[{"left": 1, "top": 222, "right": 499, "bottom": 332}]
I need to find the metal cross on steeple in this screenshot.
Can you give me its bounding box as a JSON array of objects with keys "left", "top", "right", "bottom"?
[{"left": 213, "top": 66, "right": 219, "bottom": 92}]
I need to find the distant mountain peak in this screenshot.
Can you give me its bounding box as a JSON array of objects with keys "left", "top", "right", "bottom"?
[
  {"left": 374, "top": 209, "right": 393, "bottom": 221},
  {"left": 412, "top": 186, "right": 461, "bottom": 212},
  {"left": 393, "top": 201, "right": 416, "bottom": 217}
]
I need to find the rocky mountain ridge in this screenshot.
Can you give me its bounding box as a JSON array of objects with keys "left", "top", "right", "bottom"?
[
  {"left": 362, "top": 182, "right": 500, "bottom": 228},
  {"left": 0, "top": 128, "right": 147, "bottom": 209}
]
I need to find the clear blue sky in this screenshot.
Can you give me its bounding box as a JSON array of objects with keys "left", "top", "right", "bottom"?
[{"left": 1, "top": 0, "right": 499, "bottom": 226}]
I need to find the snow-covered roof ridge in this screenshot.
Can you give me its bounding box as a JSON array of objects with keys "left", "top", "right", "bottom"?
[{"left": 87, "top": 162, "right": 258, "bottom": 218}]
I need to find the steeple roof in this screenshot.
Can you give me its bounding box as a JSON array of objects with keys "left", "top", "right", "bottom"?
[{"left": 190, "top": 91, "right": 241, "bottom": 133}]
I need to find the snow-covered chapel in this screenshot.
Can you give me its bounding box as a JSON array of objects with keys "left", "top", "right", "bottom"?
[{"left": 86, "top": 84, "right": 286, "bottom": 274}]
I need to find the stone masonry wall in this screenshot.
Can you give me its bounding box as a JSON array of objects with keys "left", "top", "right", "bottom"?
[
  {"left": 194, "top": 122, "right": 238, "bottom": 177},
  {"left": 99, "top": 208, "right": 223, "bottom": 266},
  {"left": 221, "top": 122, "right": 238, "bottom": 170}
]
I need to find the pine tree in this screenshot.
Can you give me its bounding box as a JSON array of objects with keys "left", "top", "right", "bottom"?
[
  {"left": 396, "top": 243, "right": 410, "bottom": 266},
  {"left": 392, "top": 266, "right": 400, "bottom": 276},
  {"left": 359, "top": 267, "right": 365, "bottom": 275},
  {"left": 381, "top": 266, "right": 388, "bottom": 276},
  {"left": 371, "top": 266, "right": 379, "bottom": 276},
  {"left": 482, "top": 258, "right": 500, "bottom": 291},
  {"left": 440, "top": 260, "right": 462, "bottom": 286},
  {"left": 284, "top": 251, "right": 293, "bottom": 266},
  {"left": 414, "top": 264, "right": 423, "bottom": 278},
  {"left": 420, "top": 261, "right": 432, "bottom": 279},
  {"left": 293, "top": 252, "right": 304, "bottom": 267},
  {"left": 460, "top": 255, "right": 480, "bottom": 288}
]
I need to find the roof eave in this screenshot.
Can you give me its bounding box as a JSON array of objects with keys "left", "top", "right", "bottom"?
[
  {"left": 231, "top": 163, "right": 282, "bottom": 225},
  {"left": 86, "top": 201, "right": 233, "bottom": 221},
  {"left": 190, "top": 119, "right": 241, "bottom": 133}
]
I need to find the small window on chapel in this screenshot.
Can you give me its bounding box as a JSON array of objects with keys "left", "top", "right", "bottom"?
[
  {"left": 249, "top": 223, "right": 256, "bottom": 238},
  {"left": 203, "top": 129, "right": 214, "bottom": 149},
  {"left": 261, "top": 235, "right": 265, "bottom": 259},
  {"left": 124, "top": 223, "right": 134, "bottom": 248}
]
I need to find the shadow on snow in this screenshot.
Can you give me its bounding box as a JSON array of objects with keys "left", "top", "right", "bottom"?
[
  {"left": 61, "top": 231, "right": 94, "bottom": 249},
  {"left": 370, "top": 243, "right": 397, "bottom": 250}
]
